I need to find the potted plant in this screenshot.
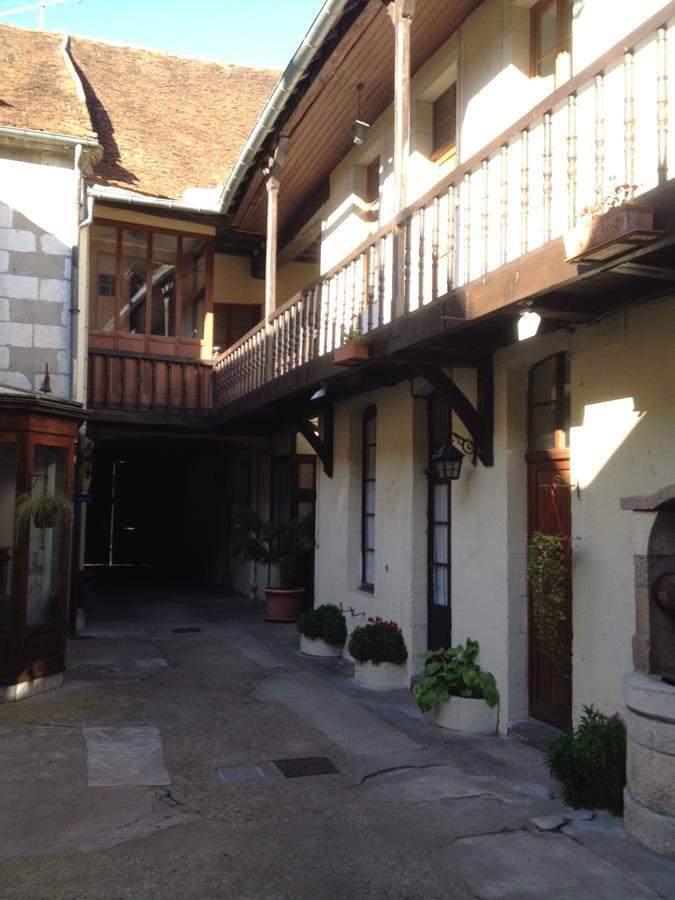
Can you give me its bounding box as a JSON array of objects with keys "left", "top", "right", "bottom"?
[
  {"left": 564, "top": 181, "right": 654, "bottom": 261},
  {"left": 15, "top": 490, "right": 70, "bottom": 541},
  {"left": 297, "top": 603, "right": 347, "bottom": 657},
  {"left": 527, "top": 530, "right": 568, "bottom": 665},
  {"left": 348, "top": 616, "right": 408, "bottom": 689},
  {"left": 232, "top": 508, "right": 313, "bottom": 622},
  {"left": 414, "top": 638, "right": 499, "bottom": 733},
  {"left": 334, "top": 315, "right": 369, "bottom": 366}
]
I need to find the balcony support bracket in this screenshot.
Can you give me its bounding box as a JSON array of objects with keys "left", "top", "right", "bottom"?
[
  {"left": 296, "top": 407, "right": 334, "bottom": 478},
  {"left": 412, "top": 359, "right": 494, "bottom": 467}
]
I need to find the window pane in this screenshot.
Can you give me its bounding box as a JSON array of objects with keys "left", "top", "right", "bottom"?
[
  {"left": 365, "top": 515, "right": 375, "bottom": 550},
  {"left": 150, "top": 234, "right": 177, "bottom": 337},
  {"left": 297, "top": 462, "right": 315, "bottom": 492},
  {"left": 433, "top": 483, "right": 449, "bottom": 521},
  {"left": 0, "top": 444, "right": 17, "bottom": 631},
  {"left": 364, "top": 549, "right": 375, "bottom": 586},
  {"left": 90, "top": 226, "right": 117, "bottom": 331},
  {"left": 365, "top": 414, "right": 376, "bottom": 445},
  {"left": 531, "top": 355, "right": 558, "bottom": 403},
  {"left": 298, "top": 501, "right": 313, "bottom": 519},
  {"left": 365, "top": 480, "right": 375, "bottom": 515},
  {"left": 538, "top": 55, "right": 556, "bottom": 78},
  {"left": 120, "top": 230, "right": 148, "bottom": 333},
  {"left": 433, "top": 85, "right": 456, "bottom": 154},
  {"left": 181, "top": 238, "right": 207, "bottom": 340},
  {"left": 433, "top": 566, "right": 448, "bottom": 607},
  {"left": 434, "top": 524, "right": 448, "bottom": 565},
  {"left": 26, "top": 446, "right": 67, "bottom": 627},
  {"left": 538, "top": 4, "right": 557, "bottom": 60},
  {"left": 530, "top": 404, "right": 557, "bottom": 450},
  {"left": 367, "top": 445, "right": 376, "bottom": 478}
]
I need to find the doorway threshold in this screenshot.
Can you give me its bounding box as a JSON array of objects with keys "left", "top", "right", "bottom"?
[{"left": 509, "top": 718, "right": 563, "bottom": 752}]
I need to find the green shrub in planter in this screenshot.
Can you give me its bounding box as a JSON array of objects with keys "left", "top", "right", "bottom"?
[
  {"left": 296, "top": 604, "right": 347, "bottom": 646},
  {"left": 348, "top": 617, "right": 408, "bottom": 665},
  {"left": 414, "top": 638, "right": 499, "bottom": 713},
  {"left": 546, "top": 705, "right": 626, "bottom": 816}
]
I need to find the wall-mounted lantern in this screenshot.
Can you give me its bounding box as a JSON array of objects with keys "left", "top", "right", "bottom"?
[
  {"left": 428, "top": 432, "right": 477, "bottom": 482},
  {"left": 352, "top": 83, "right": 370, "bottom": 145}
]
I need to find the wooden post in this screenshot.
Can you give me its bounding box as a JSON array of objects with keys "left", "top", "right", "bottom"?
[
  {"left": 389, "top": 0, "right": 416, "bottom": 316},
  {"left": 263, "top": 139, "right": 287, "bottom": 377}
]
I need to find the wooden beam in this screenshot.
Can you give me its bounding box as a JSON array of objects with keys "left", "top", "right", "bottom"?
[
  {"left": 613, "top": 262, "right": 675, "bottom": 281},
  {"left": 296, "top": 409, "right": 333, "bottom": 477},
  {"left": 412, "top": 362, "right": 493, "bottom": 467}
]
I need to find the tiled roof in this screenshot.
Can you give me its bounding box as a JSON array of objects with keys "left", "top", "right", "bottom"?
[
  {"left": 0, "top": 24, "right": 280, "bottom": 201},
  {"left": 0, "top": 23, "right": 93, "bottom": 139},
  {"left": 69, "top": 37, "right": 280, "bottom": 200}
]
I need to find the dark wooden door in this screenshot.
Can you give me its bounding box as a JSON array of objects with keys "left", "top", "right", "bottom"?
[{"left": 527, "top": 454, "right": 572, "bottom": 728}]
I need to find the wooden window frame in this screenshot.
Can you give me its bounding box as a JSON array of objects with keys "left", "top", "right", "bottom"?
[
  {"left": 431, "top": 84, "right": 457, "bottom": 163},
  {"left": 527, "top": 352, "right": 571, "bottom": 453},
  {"left": 530, "top": 0, "right": 571, "bottom": 79},
  {"left": 361, "top": 405, "right": 376, "bottom": 591},
  {"left": 89, "top": 219, "right": 214, "bottom": 359}
]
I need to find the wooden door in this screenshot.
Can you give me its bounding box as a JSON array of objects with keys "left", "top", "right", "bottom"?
[
  {"left": 527, "top": 352, "right": 572, "bottom": 728},
  {"left": 527, "top": 456, "right": 572, "bottom": 727}
]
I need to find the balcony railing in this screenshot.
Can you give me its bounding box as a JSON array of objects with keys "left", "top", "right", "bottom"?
[
  {"left": 88, "top": 348, "right": 212, "bottom": 415},
  {"left": 214, "top": 12, "right": 674, "bottom": 410}
]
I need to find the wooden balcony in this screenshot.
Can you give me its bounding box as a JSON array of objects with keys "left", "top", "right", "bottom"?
[
  {"left": 213, "top": 10, "right": 675, "bottom": 416},
  {"left": 88, "top": 348, "right": 212, "bottom": 418}
]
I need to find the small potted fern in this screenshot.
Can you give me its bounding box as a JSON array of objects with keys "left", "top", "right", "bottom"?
[
  {"left": 414, "top": 638, "right": 499, "bottom": 733},
  {"left": 297, "top": 604, "right": 347, "bottom": 657},
  {"left": 15, "top": 490, "right": 70, "bottom": 541}
]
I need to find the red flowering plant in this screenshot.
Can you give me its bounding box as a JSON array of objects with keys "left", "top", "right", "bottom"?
[
  {"left": 581, "top": 179, "right": 639, "bottom": 217},
  {"left": 348, "top": 616, "right": 408, "bottom": 665},
  {"left": 340, "top": 313, "right": 368, "bottom": 345}
]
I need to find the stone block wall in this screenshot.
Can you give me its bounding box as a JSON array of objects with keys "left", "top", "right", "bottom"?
[{"left": 0, "top": 149, "right": 78, "bottom": 400}]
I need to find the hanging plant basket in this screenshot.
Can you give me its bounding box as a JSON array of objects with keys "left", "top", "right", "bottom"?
[{"left": 14, "top": 491, "right": 70, "bottom": 541}]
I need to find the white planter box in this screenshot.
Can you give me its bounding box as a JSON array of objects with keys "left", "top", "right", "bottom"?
[
  {"left": 432, "top": 695, "right": 498, "bottom": 734},
  {"left": 353, "top": 660, "right": 408, "bottom": 691},
  {"left": 299, "top": 635, "right": 342, "bottom": 657}
]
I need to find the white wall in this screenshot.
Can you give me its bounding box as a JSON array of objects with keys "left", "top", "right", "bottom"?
[{"left": 0, "top": 146, "right": 79, "bottom": 397}]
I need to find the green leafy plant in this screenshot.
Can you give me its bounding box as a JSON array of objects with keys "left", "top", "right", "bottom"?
[
  {"left": 15, "top": 491, "right": 70, "bottom": 542},
  {"left": 340, "top": 314, "right": 368, "bottom": 345},
  {"left": 527, "top": 531, "right": 567, "bottom": 663},
  {"left": 297, "top": 604, "right": 347, "bottom": 646},
  {"left": 231, "top": 508, "right": 313, "bottom": 589},
  {"left": 546, "top": 705, "right": 626, "bottom": 816},
  {"left": 348, "top": 617, "right": 407, "bottom": 665},
  {"left": 413, "top": 638, "right": 499, "bottom": 713}
]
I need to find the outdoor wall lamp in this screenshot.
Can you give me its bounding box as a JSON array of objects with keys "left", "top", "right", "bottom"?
[
  {"left": 352, "top": 83, "right": 370, "bottom": 145},
  {"left": 428, "top": 433, "right": 477, "bottom": 482},
  {"left": 310, "top": 383, "right": 327, "bottom": 401},
  {"left": 517, "top": 302, "right": 541, "bottom": 341}
]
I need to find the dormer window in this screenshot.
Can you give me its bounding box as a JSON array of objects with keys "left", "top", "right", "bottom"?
[
  {"left": 431, "top": 84, "right": 457, "bottom": 163},
  {"left": 531, "top": 0, "right": 571, "bottom": 79}
]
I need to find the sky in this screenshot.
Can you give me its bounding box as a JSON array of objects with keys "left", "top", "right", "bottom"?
[{"left": 0, "top": 0, "right": 321, "bottom": 69}]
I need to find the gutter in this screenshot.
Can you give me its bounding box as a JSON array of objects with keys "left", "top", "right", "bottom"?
[
  {"left": 217, "top": 0, "right": 353, "bottom": 216},
  {"left": 86, "top": 183, "right": 221, "bottom": 216},
  {"left": 0, "top": 124, "right": 99, "bottom": 151}
]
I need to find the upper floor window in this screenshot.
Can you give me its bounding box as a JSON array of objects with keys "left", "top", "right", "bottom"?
[
  {"left": 528, "top": 352, "right": 570, "bottom": 451},
  {"left": 432, "top": 84, "right": 457, "bottom": 162},
  {"left": 90, "top": 222, "right": 211, "bottom": 343},
  {"left": 531, "top": 0, "right": 571, "bottom": 79}
]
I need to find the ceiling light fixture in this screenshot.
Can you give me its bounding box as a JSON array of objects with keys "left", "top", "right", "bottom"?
[{"left": 352, "top": 83, "right": 370, "bottom": 145}]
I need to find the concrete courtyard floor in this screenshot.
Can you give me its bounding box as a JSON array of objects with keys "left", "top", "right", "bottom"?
[{"left": 1, "top": 583, "right": 674, "bottom": 900}]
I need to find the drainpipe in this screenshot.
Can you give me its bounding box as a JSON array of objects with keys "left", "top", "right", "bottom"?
[{"left": 70, "top": 143, "right": 83, "bottom": 403}]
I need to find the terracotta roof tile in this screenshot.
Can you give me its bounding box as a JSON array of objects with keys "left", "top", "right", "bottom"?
[
  {"left": 0, "top": 23, "right": 93, "bottom": 139},
  {"left": 68, "top": 37, "right": 280, "bottom": 200}
]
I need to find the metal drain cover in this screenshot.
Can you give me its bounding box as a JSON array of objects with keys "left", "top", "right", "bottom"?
[
  {"left": 273, "top": 757, "right": 339, "bottom": 778},
  {"left": 172, "top": 627, "right": 201, "bottom": 634}
]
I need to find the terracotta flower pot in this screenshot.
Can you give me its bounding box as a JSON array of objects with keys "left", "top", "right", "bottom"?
[
  {"left": 334, "top": 340, "right": 369, "bottom": 366},
  {"left": 564, "top": 203, "right": 654, "bottom": 261},
  {"left": 264, "top": 587, "right": 305, "bottom": 623}
]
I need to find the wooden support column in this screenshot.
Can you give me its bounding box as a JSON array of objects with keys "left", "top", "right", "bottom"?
[
  {"left": 263, "top": 139, "right": 288, "bottom": 380},
  {"left": 388, "top": 0, "right": 416, "bottom": 319}
]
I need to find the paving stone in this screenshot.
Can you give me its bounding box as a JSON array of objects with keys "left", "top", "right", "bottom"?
[{"left": 84, "top": 726, "right": 170, "bottom": 787}]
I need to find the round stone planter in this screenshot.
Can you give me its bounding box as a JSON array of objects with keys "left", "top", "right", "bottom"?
[
  {"left": 432, "top": 695, "right": 498, "bottom": 734},
  {"left": 623, "top": 673, "right": 675, "bottom": 858},
  {"left": 353, "top": 660, "right": 408, "bottom": 691},
  {"left": 299, "top": 634, "right": 342, "bottom": 657},
  {"left": 264, "top": 587, "right": 305, "bottom": 623}
]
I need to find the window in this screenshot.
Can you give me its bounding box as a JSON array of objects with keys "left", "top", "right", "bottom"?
[
  {"left": 361, "top": 406, "right": 376, "bottom": 590},
  {"left": 432, "top": 84, "right": 457, "bottom": 162},
  {"left": 90, "top": 222, "right": 212, "bottom": 343},
  {"left": 366, "top": 156, "right": 380, "bottom": 220},
  {"left": 531, "top": 0, "right": 571, "bottom": 78},
  {"left": 528, "top": 352, "right": 570, "bottom": 451}
]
